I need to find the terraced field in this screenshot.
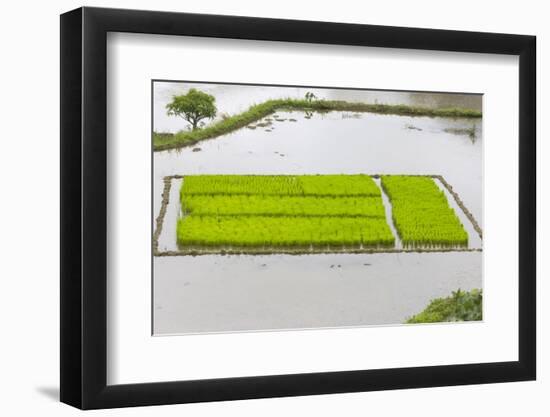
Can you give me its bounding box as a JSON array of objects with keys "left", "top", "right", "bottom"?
[
  {"left": 177, "top": 175, "right": 394, "bottom": 251},
  {"left": 381, "top": 175, "right": 468, "bottom": 248}
]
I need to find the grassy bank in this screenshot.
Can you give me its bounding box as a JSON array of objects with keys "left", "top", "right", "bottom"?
[
  {"left": 407, "top": 289, "right": 482, "bottom": 324},
  {"left": 154, "top": 98, "right": 482, "bottom": 151}
]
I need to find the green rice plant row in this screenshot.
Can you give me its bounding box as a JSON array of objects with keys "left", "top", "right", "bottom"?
[
  {"left": 181, "top": 194, "right": 386, "bottom": 218},
  {"left": 177, "top": 215, "right": 395, "bottom": 249},
  {"left": 181, "top": 174, "right": 381, "bottom": 197},
  {"left": 381, "top": 175, "right": 468, "bottom": 247}
]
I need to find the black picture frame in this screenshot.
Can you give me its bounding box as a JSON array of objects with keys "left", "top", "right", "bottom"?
[{"left": 60, "top": 6, "right": 536, "bottom": 410}]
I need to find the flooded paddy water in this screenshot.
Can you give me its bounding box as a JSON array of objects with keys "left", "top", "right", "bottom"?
[{"left": 153, "top": 84, "right": 482, "bottom": 335}]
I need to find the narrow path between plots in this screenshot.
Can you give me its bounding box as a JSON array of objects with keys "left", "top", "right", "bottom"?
[
  {"left": 373, "top": 177, "right": 403, "bottom": 250},
  {"left": 156, "top": 177, "right": 183, "bottom": 253}
]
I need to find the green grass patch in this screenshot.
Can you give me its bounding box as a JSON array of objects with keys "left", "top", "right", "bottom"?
[
  {"left": 177, "top": 174, "right": 393, "bottom": 251},
  {"left": 154, "top": 98, "right": 482, "bottom": 151},
  {"left": 381, "top": 175, "right": 468, "bottom": 248},
  {"left": 407, "top": 289, "right": 482, "bottom": 324}
]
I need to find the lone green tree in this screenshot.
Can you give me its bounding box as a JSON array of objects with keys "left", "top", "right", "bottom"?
[{"left": 166, "top": 88, "right": 217, "bottom": 130}]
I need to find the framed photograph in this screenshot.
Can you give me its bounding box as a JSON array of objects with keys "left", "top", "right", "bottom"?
[{"left": 60, "top": 6, "right": 536, "bottom": 409}]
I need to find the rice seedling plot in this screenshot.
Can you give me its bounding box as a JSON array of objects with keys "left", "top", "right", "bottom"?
[
  {"left": 181, "top": 175, "right": 303, "bottom": 196},
  {"left": 381, "top": 175, "right": 468, "bottom": 248},
  {"left": 299, "top": 175, "right": 381, "bottom": 196},
  {"left": 177, "top": 216, "right": 394, "bottom": 248},
  {"left": 181, "top": 195, "right": 385, "bottom": 217},
  {"left": 180, "top": 174, "right": 381, "bottom": 197},
  {"left": 177, "top": 175, "right": 393, "bottom": 251}
]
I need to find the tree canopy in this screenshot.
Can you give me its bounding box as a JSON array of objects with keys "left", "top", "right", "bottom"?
[{"left": 166, "top": 88, "right": 217, "bottom": 130}]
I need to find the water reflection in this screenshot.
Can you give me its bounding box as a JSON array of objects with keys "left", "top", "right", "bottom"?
[{"left": 444, "top": 121, "right": 481, "bottom": 144}]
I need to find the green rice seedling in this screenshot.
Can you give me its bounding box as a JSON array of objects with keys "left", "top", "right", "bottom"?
[
  {"left": 298, "top": 174, "right": 381, "bottom": 196},
  {"left": 177, "top": 215, "right": 394, "bottom": 249},
  {"left": 176, "top": 174, "right": 396, "bottom": 252},
  {"left": 381, "top": 175, "right": 468, "bottom": 248},
  {"left": 181, "top": 195, "right": 386, "bottom": 218},
  {"left": 181, "top": 175, "right": 303, "bottom": 196},
  {"left": 181, "top": 174, "right": 381, "bottom": 197}
]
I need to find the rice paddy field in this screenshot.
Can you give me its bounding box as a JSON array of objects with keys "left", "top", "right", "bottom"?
[
  {"left": 175, "top": 174, "right": 470, "bottom": 253},
  {"left": 152, "top": 83, "right": 482, "bottom": 334},
  {"left": 381, "top": 175, "right": 469, "bottom": 248},
  {"left": 177, "top": 175, "right": 394, "bottom": 251},
  {"left": 181, "top": 195, "right": 385, "bottom": 217},
  {"left": 180, "top": 174, "right": 382, "bottom": 196}
]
